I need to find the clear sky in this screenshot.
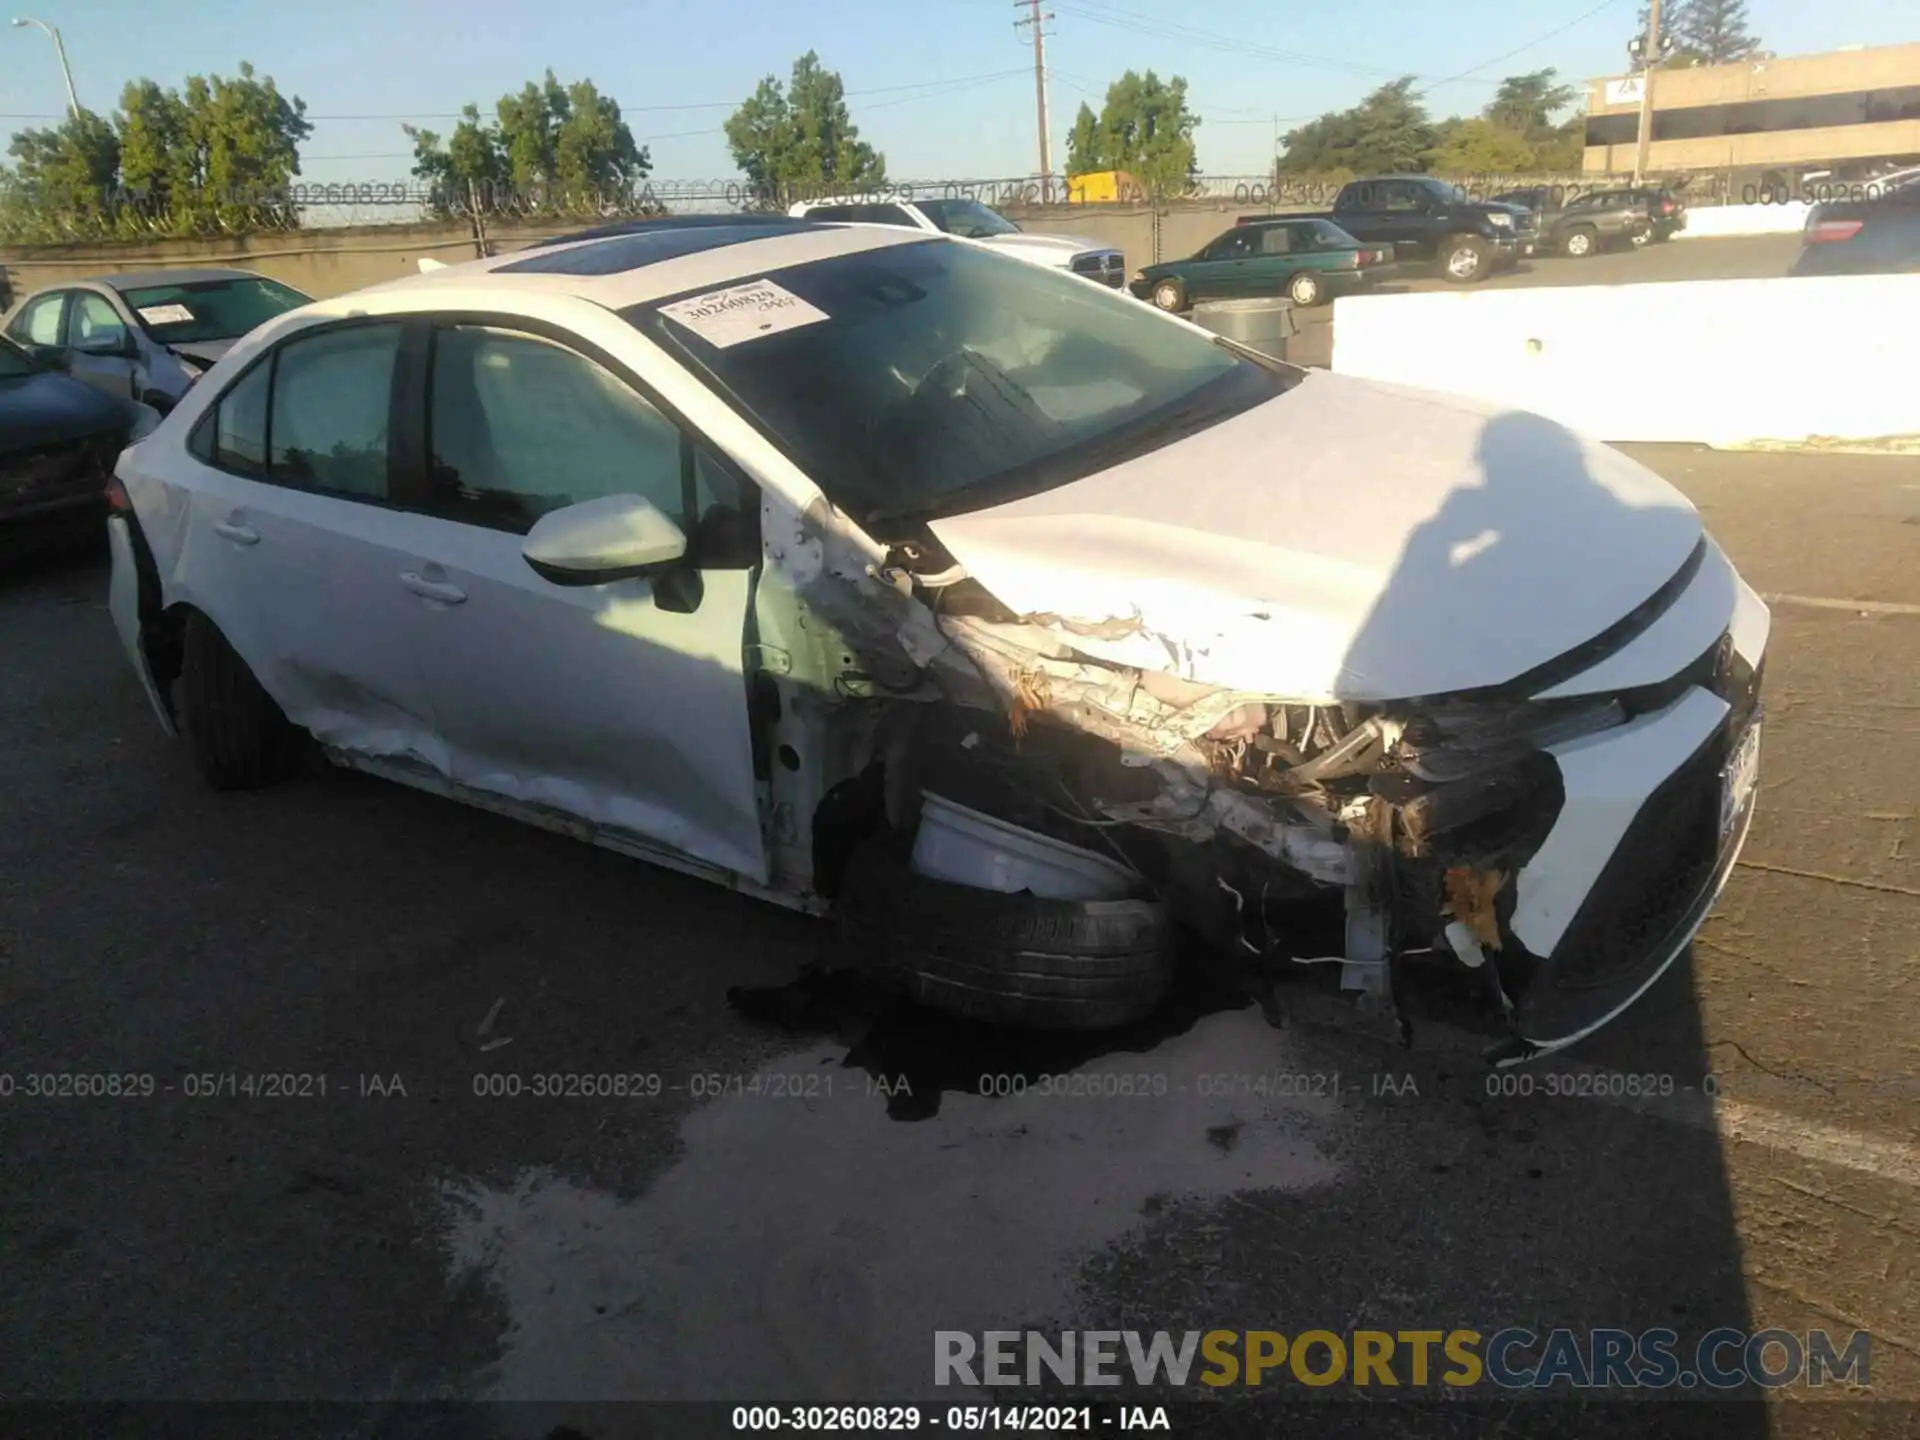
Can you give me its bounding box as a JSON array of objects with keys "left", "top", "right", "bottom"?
[{"left": 2, "top": 0, "right": 1912, "bottom": 188}]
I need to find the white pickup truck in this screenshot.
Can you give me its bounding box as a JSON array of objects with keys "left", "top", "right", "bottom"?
[{"left": 788, "top": 195, "right": 1127, "bottom": 289}]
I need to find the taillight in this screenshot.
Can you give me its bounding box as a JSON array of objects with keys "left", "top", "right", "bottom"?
[
  {"left": 1337, "top": 250, "right": 1358, "bottom": 269},
  {"left": 1660, "top": 199, "right": 1675, "bottom": 214},
  {"left": 1807, "top": 218, "right": 1864, "bottom": 244},
  {"left": 106, "top": 475, "right": 133, "bottom": 513}
]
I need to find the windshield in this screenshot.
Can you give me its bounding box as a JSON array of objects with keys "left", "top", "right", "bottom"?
[
  {"left": 914, "top": 198, "right": 1022, "bottom": 239},
  {"left": 0, "top": 336, "right": 35, "bottom": 378},
  {"left": 630, "top": 240, "right": 1285, "bottom": 527},
  {"left": 121, "top": 276, "right": 311, "bottom": 345}
]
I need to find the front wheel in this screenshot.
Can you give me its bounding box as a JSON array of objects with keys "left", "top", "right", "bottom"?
[
  {"left": 1440, "top": 236, "right": 1491, "bottom": 283},
  {"left": 1630, "top": 230, "right": 1652, "bottom": 247},
  {"left": 1286, "top": 271, "right": 1324, "bottom": 306},
  {"left": 1563, "top": 225, "right": 1599, "bottom": 258},
  {"left": 1150, "top": 278, "right": 1186, "bottom": 312}
]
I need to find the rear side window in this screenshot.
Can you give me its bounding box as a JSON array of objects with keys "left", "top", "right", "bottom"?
[
  {"left": 208, "top": 362, "right": 270, "bottom": 473},
  {"left": 807, "top": 206, "right": 856, "bottom": 221},
  {"left": 189, "top": 322, "right": 399, "bottom": 497},
  {"left": 268, "top": 326, "right": 399, "bottom": 498},
  {"left": 10, "top": 292, "right": 67, "bottom": 346},
  {"left": 1256, "top": 227, "right": 1291, "bottom": 256}
]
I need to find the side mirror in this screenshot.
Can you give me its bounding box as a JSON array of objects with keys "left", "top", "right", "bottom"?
[
  {"left": 27, "top": 343, "right": 69, "bottom": 371},
  {"left": 522, "top": 493, "right": 688, "bottom": 587}
]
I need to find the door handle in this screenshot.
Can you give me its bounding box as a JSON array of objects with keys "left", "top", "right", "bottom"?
[
  {"left": 213, "top": 521, "right": 259, "bottom": 546},
  {"left": 400, "top": 572, "right": 467, "bottom": 605}
]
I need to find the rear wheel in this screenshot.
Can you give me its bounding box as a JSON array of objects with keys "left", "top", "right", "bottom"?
[
  {"left": 1151, "top": 278, "right": 1186, "bottom": 312},
  {"left": 1440, "top": 236, "right": 1491, "bottom": 283},
  {"left": 1286, "top": 271, "right": 1324, "bottom": 306},
  {"left": 179, "top": 610, "right": 301, "bottom": 790},
  {"left": 1563, "top": 225, "right": 1599, "bottom": 258},
  {"left": 1630, "top": 229, "right": 1653, "bottom": 247}
]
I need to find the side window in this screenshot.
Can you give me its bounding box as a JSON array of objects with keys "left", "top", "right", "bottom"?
[
  {"left": 194, "top": 359, "right": 270, "bottom": 473},
  {"left": 11, "top": 292, "right": 67, "bottom": 346},
  {"left": 1208, "top": 231, "right": 1256, "bottom": 260},
  {"left": 70, "top": 292, "right": 130, "bottom": 353},
  {"left": 268, "top": 324, "right": 400, "bottom": 498},
  {"left": 426, "top": 324, "right": 758, "bottom": 565},
  {"left": 808, "top": 206, "right": 855, "bottom": 222},
  {"left": 1257, "top": 226, "right": 1292, "bottom": 256},
  {"left": 1380, "top": 182, "right": 1418, "bottom": 213},
  {"left": 428, "top": 325, "right": 684, "bottom": 533},
  {"left": 849, "top": 204, "right": 916, "bottom": 226}
]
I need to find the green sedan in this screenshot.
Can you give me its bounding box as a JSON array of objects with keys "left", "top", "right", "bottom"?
[{"left": 1129, "top": 218, "right": 1395, "bottom": 311}]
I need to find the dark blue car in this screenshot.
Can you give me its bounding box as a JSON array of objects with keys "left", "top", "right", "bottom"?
[{"left": 1, "top": 333, "right": 151, "bottom": 554}]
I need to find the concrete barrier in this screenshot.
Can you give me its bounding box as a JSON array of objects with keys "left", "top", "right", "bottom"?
[
  {"left": 1331, "top": 275, "right": 1919, "bottom": 446},
  {"left": 1677, "top": 202, "right": 1811, "bottom": 239}
]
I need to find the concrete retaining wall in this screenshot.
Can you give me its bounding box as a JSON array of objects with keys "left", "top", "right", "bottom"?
[
  {"left": 1330, "top": 275, "right": 1919, "bottom": 446},
  {"left": 1677, "top": 202, "right": 1811, "bottom": 239},
  {"left": 1, "top": 220, "right": 583, "bottom": 301}
]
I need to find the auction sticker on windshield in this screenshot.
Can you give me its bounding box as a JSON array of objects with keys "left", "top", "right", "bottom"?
[
  {"left": 659, "top": 279, "right": 829, "bottom": 349},
  {"left": 137, "top": 304, "right": 195, "bottom": 325}
]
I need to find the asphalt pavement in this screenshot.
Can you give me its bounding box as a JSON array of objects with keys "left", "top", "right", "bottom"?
[{"left": 0, "top": 441, "right": 1914, "bottom": 1438}]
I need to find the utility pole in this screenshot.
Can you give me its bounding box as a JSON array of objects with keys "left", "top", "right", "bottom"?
[
  {"left": 10, "top": 16, "right": 81, "bottom": 117},
  {"left": 1633, "top": 0, "right": 1661, "bottom": 184},
  {"left": 1014, "top": 0, "right": 1054, "bottom": 203}
]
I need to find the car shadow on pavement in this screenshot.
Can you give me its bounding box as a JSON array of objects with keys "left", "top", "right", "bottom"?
[{"left": 1239, "top": 407, "right": 1766, "bottom": 1429}]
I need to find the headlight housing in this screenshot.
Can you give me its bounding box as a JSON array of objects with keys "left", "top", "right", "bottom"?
[{"left": 1486, "top": 211, "right": 1513, "bottom": 229}]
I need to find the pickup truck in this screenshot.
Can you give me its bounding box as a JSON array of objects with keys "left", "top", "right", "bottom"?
[{"left": 1279, "top": 175, "right": 1537, "bottom": 283}]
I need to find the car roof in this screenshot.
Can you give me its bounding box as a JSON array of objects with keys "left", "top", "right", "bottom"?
[
  {"left": 335, "top": 219, "right": 935, "bottom": 314},
  {"left": 95, "top": 267, "right": 267, "bottom": 290}
]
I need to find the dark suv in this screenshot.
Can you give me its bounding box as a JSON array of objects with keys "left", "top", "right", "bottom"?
[
  {"left": 1540, "top": 191, "right": 1654, "bottom": 257},
  {"left": 1791, "top": 167, "right": 1920, "bottom": 276},
  {"left": 1302, "top": 176, "right": 1537, "bottom": 283}
]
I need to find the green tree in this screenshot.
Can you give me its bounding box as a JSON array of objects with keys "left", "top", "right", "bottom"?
[
  {"left": 725, "top": 51, "right": 885, "bottom": 204},
  {"left": 1484, "top": 69, "right": 1577, "bottom": 142},
  {"left": 407, "top": 71, "right": 649, "bottom": 217},
  {"left": 4, "top": 62, "right": 309, "bottom": 241},
  {"left": 4, "top": 108, "right": 121, "bottom": 237},
  {"left": 1672, "top": 0, "right": 1760, "bottom": 65},
  {"left": 1279, "top": 77, "right": 1435, "bottom": 175},
  {"left": 1061, "top": 71, "right": 1199, "bottom": 200},
  {"left": 1425, "top": 117, "right": 1539, "bottom": 174},
  {"left": 1065, "top": 101, "right": 1103, "bottom": 177}
]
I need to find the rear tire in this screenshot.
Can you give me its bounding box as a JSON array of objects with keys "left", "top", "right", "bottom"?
[
  {"left": 1151, "top": 278, "right": 1186, "bottom": 312},
  {"left": 1440, "top": 236, "right": 1491, "bottom": 283},
  {"left": 179, "top": 610, "right": 300, "bottom": 791},
  {"left": 1564, "top": 225, "right": 1599, "bottom": 258},
  {"left": 838, "top": 835, "right": 1175, "bottom": 1031},
  {"left": 1286, "top": 271, "right": 1324, "bottom": 306}
]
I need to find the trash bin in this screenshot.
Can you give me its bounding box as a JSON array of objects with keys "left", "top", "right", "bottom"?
[{"left": 1188, "top": 297, "right": 1297, "bottom": 362}]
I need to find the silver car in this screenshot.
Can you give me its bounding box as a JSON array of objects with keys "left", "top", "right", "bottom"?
[{"left": 2, "top": 267, "right": 310, "bottom": 415}]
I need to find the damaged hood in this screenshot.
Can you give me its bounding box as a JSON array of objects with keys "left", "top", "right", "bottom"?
[{"left": 927, "top": 370, "right": 1702, "bottom": 702}]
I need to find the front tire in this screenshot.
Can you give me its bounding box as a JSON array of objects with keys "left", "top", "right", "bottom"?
[
  {"left": 1286, "top": 271, "right": 1324, "bottom": 306},
  {"left": 179, "top": 611, "right": 301, "bottom": 790},
  {"left": 1564, "top": 225, "right": 1599, "bottom": 258},
  {"left": 838, "top": 835, "right": 1175, "bottom": 1031},
  {"left": 1440, "top": 236, "right": 1491, "bottom": 283},
  {"left": 1151, "top": 278, "right": 1186, "bottom": 312}
]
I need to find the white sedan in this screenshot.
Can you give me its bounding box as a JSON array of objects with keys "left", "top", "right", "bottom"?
[{"left": 106, "top": 215, "right": 1766, "bottom": 1060}]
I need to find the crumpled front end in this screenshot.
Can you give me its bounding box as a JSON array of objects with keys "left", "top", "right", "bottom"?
[{"left": 873, "top": 536, "right": 1769, "bottom": 1060}]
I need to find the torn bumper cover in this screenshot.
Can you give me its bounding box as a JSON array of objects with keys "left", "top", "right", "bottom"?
[{"left": 893, "top": 546, "right": 1767, "bottom": 1061}]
